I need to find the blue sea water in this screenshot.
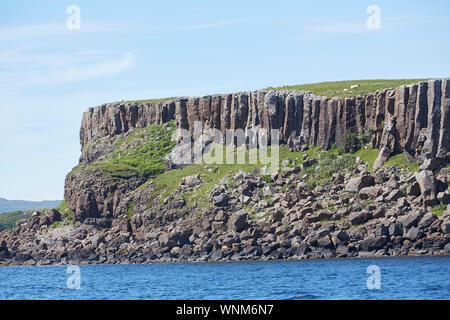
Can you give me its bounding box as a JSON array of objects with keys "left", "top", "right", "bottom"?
[{"left": 0, "top": 256, "right": 449, "bottom": 300}]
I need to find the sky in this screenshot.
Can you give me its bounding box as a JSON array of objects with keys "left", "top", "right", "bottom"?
[{"left": 0, "top": 0, "right": 449, "bottom": 201}]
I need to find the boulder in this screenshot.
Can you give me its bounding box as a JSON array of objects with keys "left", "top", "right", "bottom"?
[
  {"left": 345, "top": 175, "right": 375, "bottom": 193},
  {"left": 229, "top": 210, "right": 249, "bottom": 232},
  {"left": 373, "top": 118, "right": 396, "bottom": 169},
  {"left": 405, "top": 227, "right": 422, "bottom": 241},
  {"left": 385, "top": 189, "right": 404, "bottom": 202},
  {"left": 348, "top": 211, "right": 369, "bottom": 225},
  {"left": 359, "top": 235, "right": 388, "bottom": 251},
  {"left": 397, "top": 211, "right": 423, "bottom": 229},
  {"left": 317, "top": 210, "right": 333, "bottom": 221},
  {"left": 418, "top": 212, "right": 437, "bottom": 229},
  {"left": 388, "top": 222, "right": 403, "bottom": 237},
  {"left": 441, "top": 221, "right": 450, "bottom": 234},
  {"left": 359, "top": 186, "right": 381, "bottom": 199},
  {"left": 213, "top": 194, "right": 229, "bottom": 207},
  {"left": 46, "top": 209, "right": 61, "bottom": 224},
  {"left": 407, "top": 182, "right": 421, "bottom": 197},
  {"left": 0, "top": 240, "right": 9, "bottom": 258},
  {"left": 184, "top": 175, "right": 201, "bottom": 187},
  {"left": 415, "top": 170, "right": 438, "bottom": 206}
]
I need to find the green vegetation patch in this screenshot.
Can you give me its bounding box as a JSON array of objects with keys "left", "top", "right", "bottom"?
[
  {"left": 49, "top": 200, "right": 77, "bottom": 229},
  {"left": 114, "top": 97, "right": 178, "bottom": 105},
  {"left": 301, "top": 148, "right": 357, "bottom": 189},
  {"left": 431, "top": 204, "right": 446, "bottom": 217},
  {"left": 354, "top": 145, "right": 379, "bottom": 169},
  {"left": 0, "top": 210, "right": 33, "bottom": 231},
  {"left": 126, "top": 203, "right": 135, "bottom": 219},
  {"left": 266, "top": 79, "right": 431, "bottom": 97},
  {"left": 384, "top": 153, "right": 419, "bottom": 172},
  {"left": 150, "top": 145, "right": 303, "bottom": 207},
  {"left": 353, "top": 145, "right": 419, "bottom": 172},
  {"left": 91, "top": 121, "right": 176, "bottom": 178}
]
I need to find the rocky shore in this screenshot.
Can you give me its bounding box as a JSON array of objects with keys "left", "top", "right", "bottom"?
[{"left": 1, "top": 156, "right": 449, "bottom": 266}]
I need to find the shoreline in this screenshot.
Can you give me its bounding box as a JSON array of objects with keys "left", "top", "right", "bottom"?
[{"left": 2, "top": 251, "right": 449, "bottom": 268}]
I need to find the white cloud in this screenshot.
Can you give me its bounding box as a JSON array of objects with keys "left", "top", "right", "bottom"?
[
  {"left": 0, "top": 22, "right": 114, "bottom": 41},
  {"left": 182, "top": 20, "right": 238, "bottom": 31},
  {"left": 0, "top": 50, "right": 137, "bottom": 89},
  {"left": 288, "top": 19, "right": 370, "bottom": 42},
  {"left": 60, "top": 51, "right": 136, "bottom": 82}
]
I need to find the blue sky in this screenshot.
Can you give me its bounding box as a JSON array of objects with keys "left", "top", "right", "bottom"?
[{"left": 0, "top": 0, "right": 449, "bottom": 200}]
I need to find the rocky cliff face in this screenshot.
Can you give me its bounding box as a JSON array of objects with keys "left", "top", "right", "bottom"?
[
  {"left": 80, "top": 79, "right": 450, "bottom": 165},
  {"left": 1, "top": 79, "right": 450, "bottom": 267},
  {"left": 66, "top": 79, "right": 450, "bottom": 228}
]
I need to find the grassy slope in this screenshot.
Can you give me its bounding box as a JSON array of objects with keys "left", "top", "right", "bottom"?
[
  {"left": 147, "top": 144, "right": 417, "bottom": 211},
  {"left": 90, "top": 121, "right": 176, "bottom": 178}
]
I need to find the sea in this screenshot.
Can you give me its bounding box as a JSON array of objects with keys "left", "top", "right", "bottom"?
[{"left": 0, "top": 256, "right": 448, "bottom": 300}]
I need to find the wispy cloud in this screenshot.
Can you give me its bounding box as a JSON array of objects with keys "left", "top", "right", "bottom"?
[
  {"left": 181, "top": 20, "right": 238, "bottom": 31},
  {"left": 0, "top": 49, "right": 137, "bottom": 89},
  {"left": 288, "top": 18, "right": 370, "bottom": 42},
  {"left": 58, "top": 51, "right": 136, "bottom": 83},
  {"left": 0, "top": 22, "right": 114, "bottom": 41}
]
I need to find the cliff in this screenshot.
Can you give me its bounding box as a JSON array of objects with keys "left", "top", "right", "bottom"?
[
  {"left": 1, "top": 79, "right": 449, "bottom": 266},
  {"left": 79, "top": 79, "right": 450, "bottom": 166}
]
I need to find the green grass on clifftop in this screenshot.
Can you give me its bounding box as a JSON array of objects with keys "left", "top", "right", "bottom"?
[
  {"left": 112, "top": 79, "right": 436, "bottom": 105},
  {"left": 266, "top": 79, "right": 431, "bottom": 97}
]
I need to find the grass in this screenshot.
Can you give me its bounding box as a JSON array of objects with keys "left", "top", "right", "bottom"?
[
  {"left": 126, "top": 204, "right": 135, "bottom": 219},
  {"left": 48, "top": 200, "right": 77, "bottom": 229},
  {"left": 148, "top": 144, "right": 357, "bottom": 208},
  {"left": 115, "top": 97, "right": 178, "bottom": 105},
  {"left": 55, "top": 200, "right": 74, "bottom": 218},
  {"left": 148, "top": 144, "right": 307, "bottom": 208},
  {"left": 431, "top": 204, "right": 447, "bottom": 217},
  {"left": 265, "top": 79, "right": 431, "bottom": 97},
  {"left": 91, "top": 121, "right": 176, "bottom": 178},
  {"left": 353, "top": 145, "right": 419, "bottom": 172},
  {"left": 107, "top": 79, "right": 437, "bottom": 106},
  {"left": 384, "top": 153, "right": 419, "bottom": 171},
  {"left": 354, "top": 145, "right": 379, "bottom": 169},
  {"left": 300, "top": 147, "right": 357, "bottom": 189}
]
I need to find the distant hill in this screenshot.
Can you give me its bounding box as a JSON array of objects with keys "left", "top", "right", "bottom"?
[
  {"left": 0, "top": 198, "right": 62, "bottom": 214},
  {"left": 0, "top": 210, "right": 34, "bottom": 231}
]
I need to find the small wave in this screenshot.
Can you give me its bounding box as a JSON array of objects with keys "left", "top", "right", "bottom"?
[{"left": 286, "top": 294, "right": 319, "bottom": 300}]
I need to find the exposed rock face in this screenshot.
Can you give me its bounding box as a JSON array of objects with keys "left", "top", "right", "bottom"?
[
  {"left": 1, "top": 80, "right": 449, "bottom": 267},
  {"left": 415, "top": 170, "right": 438, "bottom": 207},
  {"left": 61, "top": 79, "right": 450, "bottom": 250},
  {"left": 2, "top": 162, "right": 449, "bottom": 266},
  {"left": 373, "top": 117, "right": 397, "bottom": 169},
  {"left": 79, "top": 80, "right": 450, "bottom": 164}
]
